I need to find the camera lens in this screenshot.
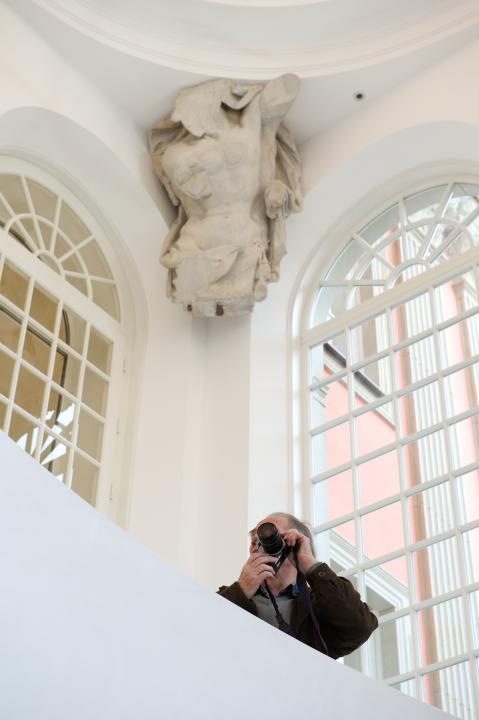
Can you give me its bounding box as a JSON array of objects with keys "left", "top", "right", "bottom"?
[{"left": 257, "top": 522, "right": 284, "bottom": 556}]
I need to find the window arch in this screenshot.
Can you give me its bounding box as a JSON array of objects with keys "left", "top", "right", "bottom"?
[
  {"left": 301, "top": 179, "right": 479, "bottom": 718},
  {"left": 0, "top": 157, "right": 128, "bottom": 516}
]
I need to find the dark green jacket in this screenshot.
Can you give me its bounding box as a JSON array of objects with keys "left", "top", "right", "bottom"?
[{"left": 218, "top": 562, "right": 378, "bottom": 660}]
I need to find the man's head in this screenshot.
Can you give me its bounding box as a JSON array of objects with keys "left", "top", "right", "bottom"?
[{"left": 249, "top": 512, "right": 315, "bottom": 558}]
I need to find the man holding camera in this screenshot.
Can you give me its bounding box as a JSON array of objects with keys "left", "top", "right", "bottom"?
[{"left": 218, "top": 513, "right": 378, "bottom": 659}]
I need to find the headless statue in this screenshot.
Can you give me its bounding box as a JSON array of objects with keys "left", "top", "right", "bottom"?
[{"left": 149, "top": 74, "right": 303, "bottom": 317}]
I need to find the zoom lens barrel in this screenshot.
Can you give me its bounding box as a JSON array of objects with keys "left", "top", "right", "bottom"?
[{"left": 257, "top": 522, "right": 284, "bottom": 556}]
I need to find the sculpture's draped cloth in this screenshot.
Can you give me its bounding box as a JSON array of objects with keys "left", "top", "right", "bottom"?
[{"left": 149, "top": 75, "right": 303, "bottom": 316}]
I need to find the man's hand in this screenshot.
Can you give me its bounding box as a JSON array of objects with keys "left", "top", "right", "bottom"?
[
  {"left": 282, "top": 528, "right": 316, "bottom": 575},
  {"left": 264, "top": 180, "right": 292, "bottom": 219},
  {"left": 238, "top": 553, "right": 277, "bottom": 599}
]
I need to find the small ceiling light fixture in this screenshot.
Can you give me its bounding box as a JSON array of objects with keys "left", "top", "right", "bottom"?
[{"left": 354, "top": 92, "right": 365, "bottom": 101}]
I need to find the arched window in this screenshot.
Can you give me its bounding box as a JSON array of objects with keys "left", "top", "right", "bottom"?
[
  {"left": 0, "top": 158, "right": 127, "bottom": 516},
  {"left": 302, "top": 180, "right": 479, "bottom": 718}
]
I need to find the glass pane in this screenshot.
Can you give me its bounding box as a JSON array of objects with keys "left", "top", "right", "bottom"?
[
  {"left": 423, "top": 662, "right": 475, "bottom": 720},
  {"left": 395, "top": 336, "right": 437, "bottom": 388},
  {"left": 353, "top": 355, "right": 392, "bottom": 401},
  {"left": 355, "top": 401, "right": 394, "bottom": 458},
  {"left": 373, "top": 614, "right": 414, "bottom": 680},
  {"left": 408, "top": 482, "right": 454, "bottom": 543},
  {"left": 311, "top": 420, "right": 351, "bottom": 476},
  {"left": 315, "top": 520, "right": 356, "bottom": 570},
  {"left": 444, "top": 366, "right": 478, "bottom": 418},
  {"left": 443, "top": 183, "right": 479, "bottom": 223},
  {"left": 313, "top": 469, "right": 354, "bottom": 524},
  {"left": 22, "top": 325, "right": 51, "bottom": 376},
  {"left": 456, "top": 471, "right": 479, "bottom": 525},
  {"left": 9, "top": 409, "right": 41, "bottom": 456},
  {"left": 71, "top": 452, "right": 99, "bottom": 506},
  {"left": 45, "top": 388, "right": 76, "bottom": 442},
  {"left": 59, "top": 202, "right": 90, "bottom": 245},
  {"left": 350, "top": 312, "right": 388, "bottom": 364},
  {"left": 438, "top": 314, "right": 479, "bottom": 370},
  {"left": 392, "top": 291, "right": 432, "bottom": 343},
  {"left": 0, "top": 305, "right": 21, "bottom": 352},
  {"left": 418, "top": 596, "right": 467, "bottom": 665},
  {"left": 53, "top": 350, "right": 81, "bottom": 397},
  {"left": 403, "top": 428, "right": 448, "bottom": 487},
  {"left": 66, "top": 275, "right": 88, "bottom": 297},
  {"left": 462, "top": 527, "right": 479, "bottom": 584},
  {"left": 87, "top": 327, "right": 112, "bottom": 375},
  {"left": 0, "top": 347, "right": 14, "bottom": 398},
  {"left": 365, "top": 556, "right": 409, "bottom": 613},
  {"left": 61, "top": 305, "right": 86, "bottom": 354},
  {"left": 82, "top": 367, "right": 108, "bottom": 416},
  {"left": 413, "top": 537, "right": 460, "bottom": 602},
  {"left": 0, "top": 260, "right": 28, "bottom": 309},
  {"left": 434, "top": 270, "right": 477, "bottom": 324},
  {"left": 449, "top": 416, "right": 479, "bottom": 471},
  {"left": 77, "top": 408, "right": 104, "bottom": 461},
  {"left": 404, "top": 185, "right": 446, "bottom": 224},
  {"left": 80, "top": 241, "right": 112, "bottom": 279},
  {"left": 27, "top": 179, "right": 57, "bottom": 224},
  {"left": 362, "top": 502, "right": 404, "bottom": 560},
  {"left": 358, "top": 449, "right": 400, "bottom": 507},
  {"left": 398, "top": 380, "right": 442, "bottom": 437},
  {"left": 359, "top": 203, "right": 400, "bottom": 247},
  {"left": 311, "top": 373, "right": 348, "bottom": 427},
  {"left": 14, "top": 365, "right": 45, "bottom": 417},
  {"left": 40, "top": 432, "right": 69, "bottom": 482},
  {"left": 29, "top": 284, "right": 57, "bottom": 333},
  {"left": 91, "top": 281, "right": 120, "bottom": 320}
]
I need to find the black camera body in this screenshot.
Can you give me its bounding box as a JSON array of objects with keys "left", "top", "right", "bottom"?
[{"left": 256, "top": 522, "right": 293, "bottom": 574}]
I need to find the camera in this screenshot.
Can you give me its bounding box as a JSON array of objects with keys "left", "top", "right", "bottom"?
[{"left": 256, "top": 522, "right": 293, "bottom": 573}]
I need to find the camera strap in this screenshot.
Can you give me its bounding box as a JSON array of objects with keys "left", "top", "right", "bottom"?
[{"left": 263, "top": 580, "right": 296, "bottom": 638}]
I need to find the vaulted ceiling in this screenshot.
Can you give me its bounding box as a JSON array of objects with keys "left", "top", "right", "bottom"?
[{"left": 9, "top": 0, "right": 479, "bottom": 141}]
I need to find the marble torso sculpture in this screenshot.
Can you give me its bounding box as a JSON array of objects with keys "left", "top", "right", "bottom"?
[{"left": 149, "top": 74, "right": 303, "bottom": 316}]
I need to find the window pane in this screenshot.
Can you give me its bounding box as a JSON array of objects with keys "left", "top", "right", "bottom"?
[
  {"left": 373, "top": 614, "right": 414, "bottom": 680},
  {"left": 412, "top": 537, "right": 460, "bottom": 602},
  {"left": 9, "top": 409, "right": 41, "bottom": 456},
  {"left": 45, "top": 389, "right": 76, "bottom": 443},
  {"left": 392, "top": 291, "right": 432, "bottom": 343},
  {"left": 444, "top": 366, "right": 478, "bottom": 418},
  {"left": 40, "top": 433, "right": 69, "bottom": 482},
  {"left": 362, "top": 502, "right": 404, "bottom": 560},
  {"left": 61, "top": 305, "right": 86, "bottom": 354},
  {"left": 29, "top": 284, "right": 57, "bottom": 333},
  {"left": 82, "top": 367, "right": 108, "bottom": 416},
  {"left": 315, "top": 521, "right": 356, "bottom": 570},
  {"left": 404, "top": 185, "right": 446, "bottom": 224},
  {"left": 403, "top": 428, "right": 448, "bottom": 487},
  {"left": 350, "top": 312, "right": 388, "bottom": 364},
  {"left": 313, "top": 469, "right": 354, "bottom": 524},
  {"left": 470, "top": 591, "right": 479, "bottom": 649},
  {"left": 449, "top": 416, "right": 479, "bottom": 471},
  {"left": 0, "top": 306, "right": 21, "bottom": 353},
  {"left": 71, "top": 452, "right": 99, "bottom": 506},
  {"left": 87, "top": 327, "right": 112, "bottom": 375},
  {"left": 358, "top": 449, "right": 400, "bottom": 507},
  {"left": 0, "top": 260, "right": 28, "bottom": 309},
  {"left": 391, "top": 678, "right": 417, "bottom": 698},
  {"left": 14, "top": 365, "right": 45, "bottom": 417},
  {"left": 395, "top": 336, "right": 437, "bottom": 388},
  {"left": 418, "top": 597, "right": 467, "bottom": 665},
  {"left": 456, "top": 471, "right": 479, "bottom": 525},
  {"left": 435, "top": 269, "right": 477, "bottom": 324},
  {"left": 353, "top": 355, "right": 392, "bottom": 402},
  {"left": 310, "top": 373, "right": 348, "bottom": 428},
  {"left": 77, "top": 408, "right": 104, "bottom": 461},
  {"left": 355, "top": 401, "right": 394, "bottom": 458},
  {"left": 438, "top": 314, "right": 479, "bottom": 370},
  {"left": 0, "top": 347, "right": 14, "bottom": 398},
  {"left": 408, "top": 483, "right": 454, "bottom": 543},
  {"left": 365, "top": 556, "right": 409, "bottom": 613},
  {"left": 398, "top": 380, "right": 442, "bottom": 437},
  {"left": 22, "top": 325, "right": 51, "bottom": 376},
  {"left": 311, "top": 421, "right": 351, "bottom": 475}
]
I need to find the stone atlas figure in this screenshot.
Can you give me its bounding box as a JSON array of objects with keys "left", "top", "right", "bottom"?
[{"left": 149, "top": 74, "right": 303, "bottom": 317}]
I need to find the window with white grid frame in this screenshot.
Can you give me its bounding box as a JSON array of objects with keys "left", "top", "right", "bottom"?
[
  {"left": 0, "top": 158, "right": 126, "bottom": 514},
  {"left": 303, "top": 181, "right": 479, "bottom": 719}
]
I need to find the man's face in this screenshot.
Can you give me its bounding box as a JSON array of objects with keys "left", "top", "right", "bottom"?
[{"left": 248, "top": 514, "right": 290, "bottom": 556}]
